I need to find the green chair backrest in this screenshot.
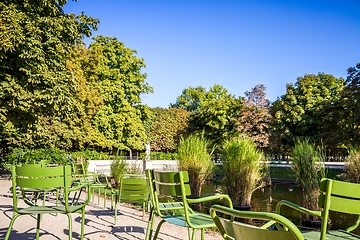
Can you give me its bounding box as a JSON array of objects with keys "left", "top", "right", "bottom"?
[
  {"left": 119, "top": 174, "right": 149, "bottom": 203},
  {"left": 210, "top": 205, "right": 304, "bottom": 240},
  {"left": 11, "top": 165, "right": 73, "bottom": 212},
  {"left": 318, "top": 178, "right": 360, "bottom": 237},
  {"left": 72, "top": 162, "right": 90, "bottom": 182},
  {"left": 319, "top": 178, "right": 360, "bottom": 215},
  {"left": 153, "top": 171, "right": 191, "bottom": 197}
]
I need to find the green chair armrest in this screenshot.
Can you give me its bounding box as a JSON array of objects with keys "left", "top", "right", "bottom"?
[
  {"left": 187, "top": 194, "right": 233, "bottom": 208},
  {"left": 68, "top": 182, "right": 90, "bottom": 192},
  {"left": 65, "top": 182, "right": 91, "bottom": 212},
  {"left": 276, "top": 200, "right": 321, "bottom": 231},
  {"left": 276, "top": 200, "right": 322, "bottom": 217}
]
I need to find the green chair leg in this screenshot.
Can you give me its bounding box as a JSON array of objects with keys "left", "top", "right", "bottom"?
[
  {"left": 145, "top": 208, "right": 155, "bottom": 240},
  {"left": 5, "top": 213, "right": 21, "bottom": 240},
  {"left": 111, "top": 193, "right": 114, "bottom": 210},
  {"left": 114, "top": 203, "right": 118, "bottom": 225},
  {"left": 36, "top": 214, "right": 41, "bottom": 240},
  {"left": 201, "top": 228, "right": 204, "bottom": 240},
  {"left": 67, "top": 213, "right": 72, "bottom": 240},
  {"left": 153, "top": 219, "right": 166, "bottom": 240},
  {"left": 103, "top": 188, "right": 106, "bottom": 207},
  {"left": 191, "top": 228, "right": 197, "bottom": 240},
  {"left": 98, "top": 187, "right": 100, "bottom": 205},
  {"left": 81, "top": 208, "right": 85, "bottom": 240}
]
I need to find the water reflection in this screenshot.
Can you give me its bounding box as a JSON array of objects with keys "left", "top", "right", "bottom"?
[{"left": 200, "top": 180, "right": 360, "bottom": 234}]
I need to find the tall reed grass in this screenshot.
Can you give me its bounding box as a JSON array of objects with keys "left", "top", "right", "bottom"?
[
  {"left": 345, "top": 146, "right": 360, "bottom": 183},
  {"left": 177, "top": 133, "right": 214, "bottom": 198},
  {"left": 221, "top": 136, "right": 265, "bottom": 206},
  {"left": 291, "top": 138, "right": 325, "bottom": 221}
]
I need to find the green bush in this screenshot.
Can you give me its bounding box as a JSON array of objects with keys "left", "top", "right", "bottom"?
[
  {"left": 71, "top": 149, "right": 111, "bottom": 161},
  {"left": 4, "top": 148, "right": 69, "bottom": 165}
]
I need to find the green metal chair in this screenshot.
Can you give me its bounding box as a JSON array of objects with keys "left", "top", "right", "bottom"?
[
  {"left": 276, "top": 178, "right": 360, "bottom": 240},
  {"left": 210, "top": 205, "right": 305, "bottom": 240},
  {"left": 113, "top": 174, "right": 149, "bottom": 225},
  {"left": 72, "top": 162, "right": 110, "bottom": 208},
  {"left": 145, "top": 169, "right": 188, "bottom": 240},
  {"left": 149, "top": 170, "right": 233, "bottom": 240},
  {"left": 5, "top": 164, "right": 90, "bottom": 240}
]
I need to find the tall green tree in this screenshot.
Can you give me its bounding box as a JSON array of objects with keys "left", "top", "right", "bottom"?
[
  {"left": 189, "top": 85, "right": 242, "bottom": 147},
  {"left": 341, "top": 63, "right": 360, "bottom": 145},
  {"left": 270, "top": 73, "right": 344, "bottom": 150},
  {"left": 169, "top": 86, "right": 206, "bottom": 111},
  {"left": 0, "top": 0, "right": 99, "bottom": 151},
  {"left": 89, "top": 36, "right": 153, "bottom": 153},
  {"left": 145, "top": 108, "right": 190, "bottom": 152}
]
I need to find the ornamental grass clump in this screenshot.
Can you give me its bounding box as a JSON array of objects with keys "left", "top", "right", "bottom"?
[
  {"left": 345, "top": 146, "right": 360, "bottom": 183},
  {"left": 177, "top": 134, "right": 214, "bottom": 198},
  {"left": 110, "top": 159, "right": 128, "bottom": 184},
  {"left": 291, "top": 138, "right": 325, "bottom": 221},
  {"left": 221, "top": 136, "right": 265, "bottom": 207}
]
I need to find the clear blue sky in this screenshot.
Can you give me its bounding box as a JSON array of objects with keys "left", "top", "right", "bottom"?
[{"left": 64, "top": 0, "right": 360, "bottom": 108}]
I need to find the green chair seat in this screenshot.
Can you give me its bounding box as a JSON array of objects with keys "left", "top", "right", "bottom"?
[
  {"left": 17, "top": 205, "right": 85, "bottom": 214},
  {"left": 163, "top": 213, "right": 215, "bottom": 228},
  {"left": 301, "top": 231, "right": 360, "bottom": 240}
]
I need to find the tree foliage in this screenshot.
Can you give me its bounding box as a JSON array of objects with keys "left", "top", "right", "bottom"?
[
  {"left": 189, "top": 84, "right": 242, "bottom": 147},
  {"left": 145, "top": 108, "right": 190, "bottom": 152},
  {"left": 270, "top": 73, "right": 344, "bottom": 150},
  {"left": 89, "top": 36, "right": 153, "bottom": 152},
  {"left": 236, "top": 84, "right": 271, "bottom": 148},
  {"left": 169, "top": 86, "right": 206, "bottom": 111},
  {"left": 341, "top": 63, "right": 360, "bottom": 145},
  {"left": 0, "top": 0, "right": 99, "bottom": 151}
]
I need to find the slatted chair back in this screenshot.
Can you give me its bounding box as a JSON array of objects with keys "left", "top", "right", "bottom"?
[
  {"left": 6, "top": 164, "right": 90, "bottom": 240},
  {"left": 119, "top": 174, "right": 149, "bottom": 204},
  {"left": 114, "top": 174, "right": 149, "bottom": 225},
  {"left": 72, "top": 163, "right": 87, "bottom": 183},
  {"left": 153, "top": 171, "right": 191, "bottom": 197},
  {"left": 16, "top": 163, "right": 51, "bottom": 205},
  {"left": 14, "top": 165, "right": 71, "bottom": 189},
  {"left": 145, "top": 169, "right": 187, "bottom": 240},
  {"left": 210, "top": 205, "right": 304, "bottom": 240},
  {"left": 318, "top": 178, "right": 360, "bottom": 237}
]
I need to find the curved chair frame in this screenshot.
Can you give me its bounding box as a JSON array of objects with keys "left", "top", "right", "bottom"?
[
  {"left": 210, "top": 205, "right": 304, "bottom": 240},
  {"left": 148, "top": 170, "right": 233, "bottom": 240},
  {"left": 276, "top": 178, "right": 360, "bottom": 240},
  {"left": 5, "top": 165, "right": 90, "bottom": 240}
]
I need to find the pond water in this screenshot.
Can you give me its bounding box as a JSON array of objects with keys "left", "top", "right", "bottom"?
[{"left": 199, "top": 180, "right": 360, "bottom": 234}]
